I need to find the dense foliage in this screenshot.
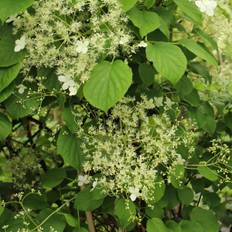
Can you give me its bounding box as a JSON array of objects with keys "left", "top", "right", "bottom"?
[{"left": 0, "top": 0, "right": 231, "bottom": 231}]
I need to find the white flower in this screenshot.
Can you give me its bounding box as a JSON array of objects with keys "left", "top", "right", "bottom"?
[
  {"left": 154, "top": 97, "right": 163, "bottom": 107},
  {"left": 78, "top": 175, "right": 89, "bottom": 187},
  {"left": 58, "top": 75, "right": 78, "bottom": 96},
  {"left": 69, "top": 86, "right": 78, "bottom": 96},
  {"left": 138, "top": 41, "right": 148, "bottom": 48},
  {"left": 6, "top": 15, "right": 17, "bottom": 23},
  {"left": 58, "top": 75, "right": 67, "bottom": 82},
  {"left": 75, "top": 40, "right": 89, "bottom": 54},
  {"left": 14, "top": 35, "right": 26, "bottom": 52},
  {"left": 128, "top": 187, "right": 140, "bottom": 201},
  {"left": 17, "top": 84, "right": 27, "bottom": 94},
  {"left": 195, "top": 0, "right": 217, "bottom": 16},
  {"left": 92, "top": 180, "right": 98, "bottom": 189},
  {"left": 119, "top": 36, "right": 130, "bottom": 45}
]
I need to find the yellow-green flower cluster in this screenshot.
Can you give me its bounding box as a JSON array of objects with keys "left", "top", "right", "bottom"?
[
  {"left": 78, "top": 97, "right": 197, "bottom": 204},
  {"left": 13, "top": 0, "right": 135, "bottom": 95}
]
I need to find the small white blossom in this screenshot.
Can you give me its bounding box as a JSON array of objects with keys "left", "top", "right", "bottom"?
[
  {"left": 195, "top": 0, "right": 217, "bottom": 16},
  {"left": 6, "top": 15, "right": 17, "bottom": 23},
  {"left": 154, "top": 97, "right": 163, "bottom": 107},
  {"left": 17, "top": 84, "right": 27, "bottom": 94},
  {"left": 75, "top": 40, "right": 89, "bottom": 54},
  {"left": 92, "top": 180, "right": 98, "bottom": 189},
  {"left": 78, "top": 175, "right": 90, "bottom": 187},
  {"left": 14, "top": 35, "right": 26, "bottom": 52},
  {"left": 119, "top": 36, "right": 130, "bottom": 45},
  {"left": 128, "top": 187, "right": 140, "bottom": 201},
  {"left": 58, "top": 75, "right": 78, "bottom": 96},
  {"left": 138, "top": 41, "right": 148, "bottom": 48},
  {"left": 69, "top": 86, "right": 78, "bottom": 96}
]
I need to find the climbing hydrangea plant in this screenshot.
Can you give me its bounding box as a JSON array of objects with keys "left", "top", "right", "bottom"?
[{"left": 0, "top": 0, "right": 231, "bottom": 231}]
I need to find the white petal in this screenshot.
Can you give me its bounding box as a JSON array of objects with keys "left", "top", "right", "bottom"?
[
  {"left": 69, "top": 86, "right": 77, "bottom": 96},
  {"left": 130, "top": 194, "right": 137, "bottom": 202}
]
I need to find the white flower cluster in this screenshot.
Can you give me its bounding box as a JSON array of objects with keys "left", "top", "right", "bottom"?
[
  {"left": 14, "top": 35, "right": 26, "bottom": 52},
  {"left": 195, "top": 0, "right": 217, "bottom": 16},
  {"left": 58, "top": 75, "right": 78, "bottom": 96},
  {"left": 76, "top": 97, "right": 197, "bottom": 204},
  {"left": 13, "top": 0, "right": 135, "bottom": 96}
]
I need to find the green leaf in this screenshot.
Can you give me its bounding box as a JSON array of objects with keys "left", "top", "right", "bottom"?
[
  {"left": 146, "top": 42, "right": 187, "bottom": 84},
  {"left": 75, "top": 187, "right": 105, "bottom": 211},
  {"left": 62, "top": 213, "right": 78, "bottom": 227},
  {"left": 114, "top": 199, "right": 136, "bottom": 228},
  {"left": 38, "top": 209, "right": 66, "bottom": 232},
  {"left": 180, "top": 39, "right": 217, "bottom": 66},
  {"left": 190, "top": 208, "right": 219, "bottom": 232},
  {"left": 145, "top": 205, "right": 164, "bottom": 219},
  {"left": 128, "top": 7, "right": 160, "bottom": 37},
  {"left": 0, "top": 205, "right": 4, "bottom": 217},
  {"left": 76, "top": 228, "right": 88, "bottom": 232},
  {"left": 197, "top": 166, "right": 218, "bottom": 182},
  {"left": 152, "top": 177, "right": 166, "bottom": 203},
  {"left": 41, "top": 168, "right": 66, "bottom": 189},
  {"left": 166, "top": 220, "right": 181, "bottom": 232},
  {"left": 159, "top": 16, "right": 170, "bottom": 38},
  {"left": 180, "top": 220, "right": 204, "bottom": 232},
  {"left": 195, "top": 102, "right": 216, "bottom": 134},
  {"left": 62, "top": 108, "right": 78, "bottom": 133},
  {"left": 183, "top": 89, "right": 201, "bottom": 107},
  {"left": 0, "top": 25, "right": 24, "bottom": 67},
  {"left": 175, "top": 76, "right": 193, "bottom": 97},
  {"left": 4, "top": 93, "right": 40, "bottom": 119},
  {"left": 189, "top": 62, "right": 212, "bottom": 82},
  {"left": 57, "top": 129, "right": 83, "bottom": 170},
  {"left": 173, "top": 0, "right": 203, "bottom": 24},
  {"left": 194, "top": 28, "right": 218, "bottom": 50},
  {"left": 0, "top": 113, "right": 12, "bottom": 141},
  {"left": 177, "top": 187, "right": 194, "bottom": 205},
  {"left": 23, "top": 194, "right": 49, "bottom": 210},
  {"left": 169, "top": 164, "right": 185, "bottom": 189},
  {"left": 0, "top": 63, "right": 21, "bottom": 92},
  {"left": 144, "top": 0, "right": 155, "bottom": 8},
  {"left": 0, "top": 81, "right": 15, "bottom": 103},
  {"left": 0, "top": 0, "right": 34, "bottom": 22},
  {"left": 147, "top": 218, "right": 168, "bottom": 232},
  {"left": 83, "top": 60, "right": 132, "bottom": 112},
  {"left": 161, "top": 186, "right": 179, "bottom": 209},
  {"left": 118, "top": 0, "right": 137, "bottom": 11},
  {"left": 138, "top": 63, "right": 155, "bottom": 86}
]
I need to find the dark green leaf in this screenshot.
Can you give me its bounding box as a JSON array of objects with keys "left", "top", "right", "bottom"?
[
  {"left": 57, "top": 129, "right": 83, "bottom": 170},
  {"left": 177, "top": 187, "right": 194, "bottom": 205},
  {"left": 0, "top": 63, "right": 21, "bottom": 92},
  {"left": 0, "top": 25, "right": 24, "bottom": 67},
  {"left": 41, "top": 168, "right": 66, "bottom": 189},
  {"left": 23, "top": 194, "right": 49, "bottom": 210},
  {"left": 0, "top": 113, "right": 12, "bottom": 141}
]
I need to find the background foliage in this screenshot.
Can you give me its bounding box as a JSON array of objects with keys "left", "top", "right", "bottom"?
[{"left": 0, "top": 0, "right": 231, "bottom": 231}]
